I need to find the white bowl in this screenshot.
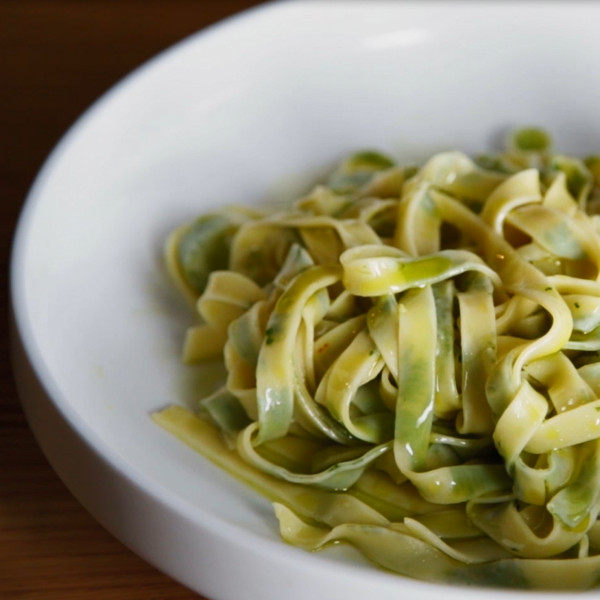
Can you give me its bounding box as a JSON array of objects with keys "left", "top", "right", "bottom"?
[{"left": 10, "top": 1, "right": 600, "bottom": 599}]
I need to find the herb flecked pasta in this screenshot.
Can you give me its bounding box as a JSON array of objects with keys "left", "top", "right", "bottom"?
[{"left": 155, "top": 129, "right": 600, "bottom": 589}]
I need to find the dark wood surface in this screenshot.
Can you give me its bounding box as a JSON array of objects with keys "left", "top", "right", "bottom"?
[{"left": 0, "top": 2, "right": 265, "bottom": 598}]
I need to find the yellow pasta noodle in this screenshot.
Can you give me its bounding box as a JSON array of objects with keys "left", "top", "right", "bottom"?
[{"left": 155, "top": 129, "right": 600, "bottom": 589}]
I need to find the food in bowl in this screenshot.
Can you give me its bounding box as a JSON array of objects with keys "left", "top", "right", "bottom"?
[{"left": 155, "top": 129, "right": 600, "bottom": 589}]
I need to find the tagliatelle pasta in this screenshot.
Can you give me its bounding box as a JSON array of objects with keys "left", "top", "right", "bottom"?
[{"left": 155, "top": 129, "right": 600, "bottom": 589}]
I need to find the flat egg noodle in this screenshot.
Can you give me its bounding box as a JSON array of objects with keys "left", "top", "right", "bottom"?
[{"left": 158, "top": 131, "right": 600, "bottom": 589}]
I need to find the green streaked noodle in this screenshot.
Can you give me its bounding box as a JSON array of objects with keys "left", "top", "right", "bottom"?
[{"left": 156, "top": 129, "right": 600, "bottom": 589}]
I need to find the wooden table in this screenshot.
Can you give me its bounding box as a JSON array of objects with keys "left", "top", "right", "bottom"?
[{"left": 0, "top": 2, "right": 265, "bottom": 598}]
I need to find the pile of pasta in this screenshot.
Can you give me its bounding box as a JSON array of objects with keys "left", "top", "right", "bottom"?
[{"left": 156, "top": 129, "right": 600, "bottom": 589}]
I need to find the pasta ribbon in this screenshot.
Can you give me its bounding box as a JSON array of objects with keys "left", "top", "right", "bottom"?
[{"left": 158, "top": 129, "right": 600, "bottom": 589}]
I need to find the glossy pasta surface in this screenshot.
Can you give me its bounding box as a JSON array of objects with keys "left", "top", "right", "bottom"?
[{"left": 156, "top": 130, "right": 600, "bottom": 589}]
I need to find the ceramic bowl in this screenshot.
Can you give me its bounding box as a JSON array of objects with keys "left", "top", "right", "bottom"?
[{"left": 11, "top": 2, "right": 600, "bottom": 598}]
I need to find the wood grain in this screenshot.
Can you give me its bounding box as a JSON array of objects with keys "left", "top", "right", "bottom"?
[{"left": 0, "top": 2, "right": 264, "bottom": 598}]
